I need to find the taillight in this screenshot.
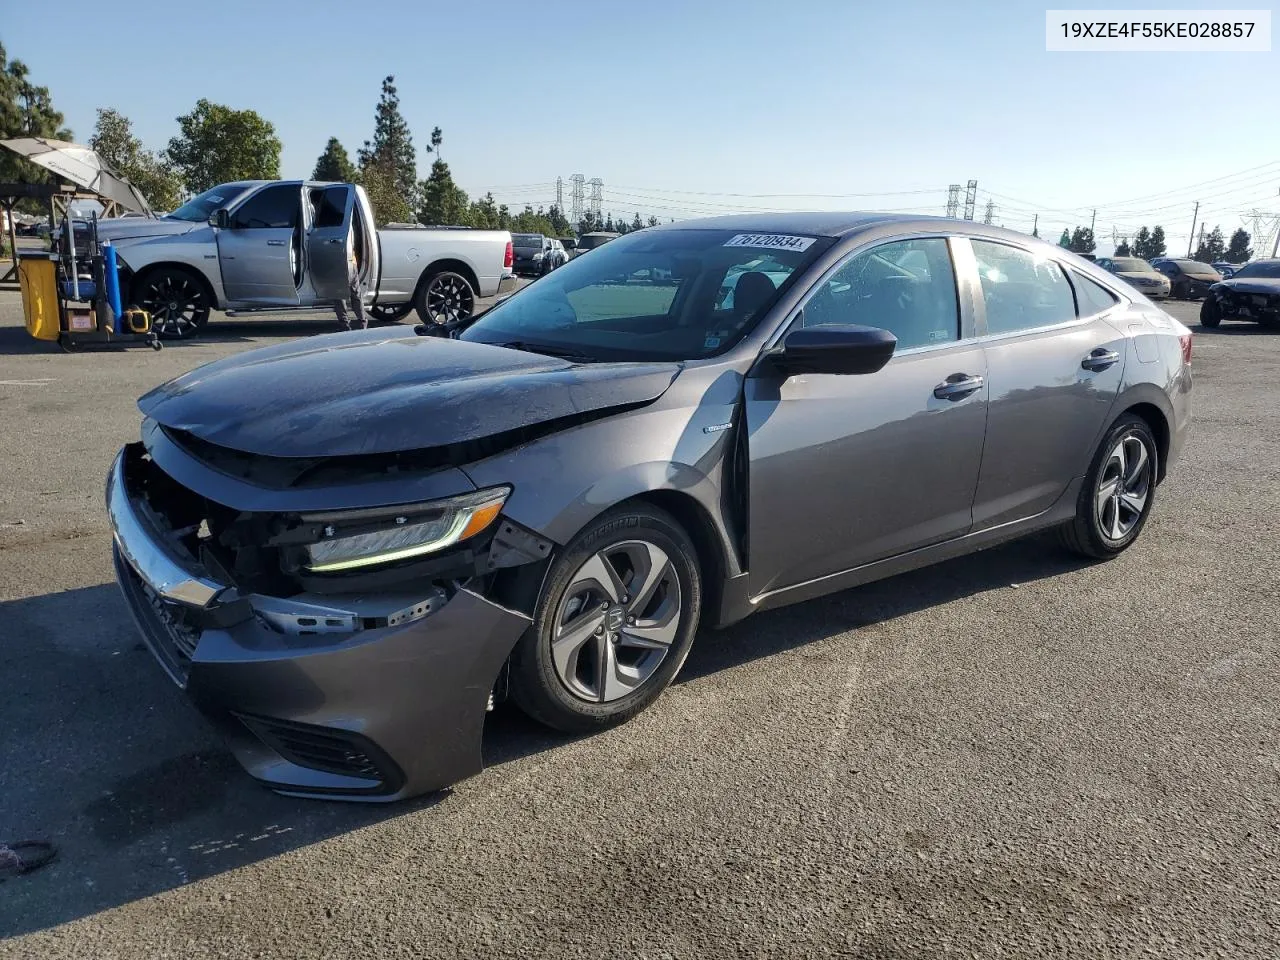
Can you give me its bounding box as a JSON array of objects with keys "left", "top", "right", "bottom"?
[
  {"left": 1179, "top": 333, "right": 1192, "bottom": 366},
  {"left": 503, "top": 240, "right": 513, "bottom": 269}
]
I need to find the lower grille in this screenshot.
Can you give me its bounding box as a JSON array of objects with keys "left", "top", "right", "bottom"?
[
  {"left": 237, "top": 714, "right": 404, "bottom": 792},
  {"left": 113, "top": 546, "right": 202, "bottom": 685}
]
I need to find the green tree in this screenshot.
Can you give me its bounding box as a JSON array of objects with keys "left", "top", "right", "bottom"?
[
  {"left": 1193, "top": 225, "right": 1226, "bottom": 264},
  {"left": 419, "top": 158, "right": 471, "bottom": 226},
  {"left": 89, "top": 108, "right": 183, "bottom": 211},
  {"left": 312, "top": 136, "right": 357, "bottom": 182},
  {"left": 1225, "top": 228, "right": 1253, "bottom": 263},
  {"left": 647, "top": 215, "right": 659, "bottom": 228},
  {"left": 546, "top": 204, "right": 571, "bottom": 236},
  {"left": 1068, "top": 227, "right": 1096, "bottom": 254},
  {"left": 468, "top": 192, "right": 501, "bottom": 229},
  {"left": 509, "top": 204, "right": 558, "bottom": 236},
  {"left": 1114, "top": 238, "right": 1131, "bottom": 257},
  {"left": 167, "top": 99, "right": 280, "bottom": 193},
  {"left": 360, "top": 160, "right": 412, "bottom": 225},
  {"left": 1130, "top": 226, "right": 1151, "bottom": 259},
  {"left": 1148, "top": 226, "right": 1167, "bottom": 258},
  {"left": 358, "top": 76, "right": 421, "bottom": 213},
  {"left": 630, "top": 212, "right": 644, "bottom": 232},
  {"left": 0, "top": 42, "right": 73, "bottom": 210},
  {"left": 1058, "top": 228, "right": 1071, "bottom": 248}
]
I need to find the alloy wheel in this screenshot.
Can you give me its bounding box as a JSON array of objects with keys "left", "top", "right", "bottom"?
[
  {"left": 1094, "top": 434, "right": 1152, "bottom": 542},
  {"left": 424, "top": 273, "right": 474, "bottom": 326},
  {"left": 138, "top": 272, "right": 206, "bottom": 338},
  {"left": 551, "top": 540, "right": 682, "bottom": 703}
]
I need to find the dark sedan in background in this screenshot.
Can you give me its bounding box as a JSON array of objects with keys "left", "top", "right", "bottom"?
[
  {"left": 1201, "top": 259, "right": 1280, "bottom": 328},
  {"left": 107, "top": 214, "right": 1193, "bottom": 801},
  {"left": 1151, "top": 258, "right": 1223, "bottom": 299},
  {"left": 1096, "top": 256, "right": 1172, "bottom": 299},
  {"left": 512, "top": 233, "right": 568, "bottom": 276}
]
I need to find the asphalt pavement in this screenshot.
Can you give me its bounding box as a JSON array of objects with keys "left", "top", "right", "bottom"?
[{"left": 1, "top": 294, "right": 1277, "bottom": 958}]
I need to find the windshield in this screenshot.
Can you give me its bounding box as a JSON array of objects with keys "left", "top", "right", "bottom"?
[
  {"left": 165, "top": 184, "right": 249, "bottom": 222},
  {"left": 1111, "top": 258, "right": 1152, "bottom": 272},
  {"left": 513, "top": 234, "right": 543, "bottom": 247},
  {"left": 1231, "top": 261, "right": 1280, "bottom": 279},
  {"left": 460, "top": 228, "right": 834, "bottom": 361},
  {"left": 578, "top": 234, "right": 616, "bottom": 251},
  {"left": 1173, "top": 260, "right": 1216, "bottom": 274}
]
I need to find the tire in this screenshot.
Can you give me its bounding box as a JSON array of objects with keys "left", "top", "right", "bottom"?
[
  {"left": 509, "top": 503, "right": 703, "bottom": 733},
  {"left": 1200, "top": 298, "right": 1222, "bottom": 328},
  {"left": 414, "top": 269, "right": 475, "bottom": 327},
  {"left": 368, "top": 302, "right": 413, "bottom": 324},
  {"left": 1174, "top": 280, "right": 1189, "bottom": 300},
  {"left": 1057, "top": 413, "right": 1158, "bottom": 560},
  {"left": 132, "top": 266, "right": 211, "bottom": 340}
]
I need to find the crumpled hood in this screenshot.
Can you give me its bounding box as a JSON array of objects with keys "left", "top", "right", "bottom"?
[
  {"left": 1215, "top": 278, "right": 1280, "bottom": 296},
  {"left": 138, "top": 329, "right": 681, "bottom": 458},
  {"left": 91, "top": 217, "right": 197, "bottom": 242}
]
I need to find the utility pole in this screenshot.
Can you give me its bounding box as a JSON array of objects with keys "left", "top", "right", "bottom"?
[
  {"left": 1090, "top": 209, "right": 1096, "bottom": 236},
  {"left": 1032, "top": 213, "right": 1038, "bottom": 237},
  {"left": 1187, "top": 201, "right": 1199, "bottom": 256}
]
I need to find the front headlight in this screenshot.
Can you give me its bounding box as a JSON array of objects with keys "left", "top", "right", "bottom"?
[{"left": 302, "top": 487, "right": 510, "bottom": 573}]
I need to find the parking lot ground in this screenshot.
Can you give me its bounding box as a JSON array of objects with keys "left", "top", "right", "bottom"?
[{"left": 1, "top": 294, "right": 1278, "bottom": 958}]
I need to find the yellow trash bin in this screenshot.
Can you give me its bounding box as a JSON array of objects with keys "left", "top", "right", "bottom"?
[{"left": 18, "top": 253, "right": 60, "bottom": 342}]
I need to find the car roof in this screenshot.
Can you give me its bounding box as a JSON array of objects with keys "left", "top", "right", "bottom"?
[{"left": 643, "top": 211, "right": 1065, "bottom": 246}]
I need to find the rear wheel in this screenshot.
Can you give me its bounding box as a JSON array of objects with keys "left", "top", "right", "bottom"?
[
  {"left": 133, "top": 266, "right": 211, "bottom": 339},
  {"left": 1058, "top": 414, "right": 1158, "bottom": 560},
  {"left": 1200, "top": 298, "right": 1222, "bottom": 328},
  {"left": 414, "top": 269, "right": 475, "bottom": 327},
  {"left": 509, "top": 504, "right": 702, "bottom": 733},
  {"left": 368, "top": 302, "right": 413, "bottom": 324}
]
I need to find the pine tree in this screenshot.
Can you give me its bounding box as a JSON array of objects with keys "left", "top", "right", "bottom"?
[
  {"left": 1193, "top": 225, "right": 1226, "bottom": 264},
  {"left": 358, "top": 76, "right": 420, "bottom": 213},
  {"left": 1115, "top": 239, "right": 1131, "bottom": 257},
  {"left": 419, "top": 158, "right": 470, "bottom": 226},
  {"left": 1225, "top": 228, "right": 1253, "bottom": 263},
  {"left": 313, "top": 137, "right": 357, "bottom": 183},
  {"left": 1132, "top": 227, "right": 1152, "bottom": 259},
  {"left": 1149, "top": 226, "right": 1167, "bottom": 258}
]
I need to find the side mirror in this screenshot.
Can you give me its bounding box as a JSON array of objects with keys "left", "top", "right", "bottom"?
[
  {"left": 209, "top": 209, "right": 229, "bottom": 229},
  {"left": 771, "top": 323, "right": 897, "bottom": 376}
]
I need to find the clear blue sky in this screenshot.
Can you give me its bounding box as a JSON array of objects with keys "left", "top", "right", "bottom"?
[{"left": 6, "top": 0, "right": 1278, "bottom": 251}]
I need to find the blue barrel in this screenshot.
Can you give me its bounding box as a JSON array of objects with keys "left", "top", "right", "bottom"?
[{"left": 103, "top": 242, "right": 124, "bottom": 333}]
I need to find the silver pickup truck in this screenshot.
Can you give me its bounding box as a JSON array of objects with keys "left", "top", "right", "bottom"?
[{"left": 92, "top": 180, "right": 516, "bottom": 338}]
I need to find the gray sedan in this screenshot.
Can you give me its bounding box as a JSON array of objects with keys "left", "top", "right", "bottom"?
[
  {"left": 1096, "top": 256, "right": 1172, "bottom": 299},
  {"left": 107, "top": 214, "right": 1193, "bottom": 800}
]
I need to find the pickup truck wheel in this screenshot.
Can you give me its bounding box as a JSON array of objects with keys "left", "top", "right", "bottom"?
[
  {"left": 134, "top": 267, "right": 210, "bottom": 339},
  {"left": 368, "top": 302, "right": 413, "bottom": 324},
  {"left": 415, "top": 270, "right": 475, "bottom": 327}
]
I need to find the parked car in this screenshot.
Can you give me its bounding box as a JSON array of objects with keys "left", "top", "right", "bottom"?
[
  {"left": 1200, "top": 258, "right": 1280, "bottom": 328},
  {"left": 88, "top": 180, "right": 516, "bottom": 338},
  {"left": 1211, "top": 261, "right": 1243, "bottom": 279},
  {"left": 571, "top": 230, "right": 620, "bottom": 258},
  {"left": 559, "top": 236, "right": 578, "bottom": 258},
  {"left": 512, "top": 233, "right": 567, "bottom": 276},
  {"left": 1095, "top": 256, "right": 1172, "bottom": 299},
  {"left": 1150, "top": 258, "right": 1222, "bottom": 299},
  {"left": 108, "top": 213, "right": 1192, "bottom": 801}
]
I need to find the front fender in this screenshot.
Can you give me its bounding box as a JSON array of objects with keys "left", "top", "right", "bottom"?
[{"left": 114, "top": 229, "right": 226, "bottom": 308}]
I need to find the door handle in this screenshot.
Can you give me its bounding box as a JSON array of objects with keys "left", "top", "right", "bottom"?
[
  {"left": 266, "top": 239, "right": 286, "bottom": 247},
  {"left": 1081, "top": 348, "right": 1120, "bottom": 371},
  {"left": 326, "top": 237, "right": 343, "bottom": 244},
  {"left": 933, "top": 373, "right": 984, "bottom": 401}
]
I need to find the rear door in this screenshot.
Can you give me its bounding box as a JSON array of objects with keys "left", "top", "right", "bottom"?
[
  {"left": 306, "top": 184, "right": 357, "bottom": 301},
  {"left": 216, "top": 183, "right": 302, "bottom": 304},
  {"left": 967, "top": 239, "right": 1127, "bottom": 528}
]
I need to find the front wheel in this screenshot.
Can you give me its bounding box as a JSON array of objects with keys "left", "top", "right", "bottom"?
[
  {"left": 1058, "top": 414, "right": 1158, "bottom": 560},
  {"left": 415, "top": 269, "right": 475, "bottom": 327},
  {"left": 1200, "top": 298, "right": 1222, "bottom": 328},
  {"left": 509, "top": 504, "right": 702, "bottom": 733},
  {"left": 368, "top": 302, "right": 413, "bottom": 324},
  {"left": 133, "top": 266, "right": 211, "bottom": 339}
]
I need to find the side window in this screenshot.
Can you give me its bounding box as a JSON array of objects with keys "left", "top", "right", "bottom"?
[
  {"left": 971, "top": 240, "right": 1076, "bottom": 335},
  {"left": 311, "top": 186, "right": 349, "bottom": 229},
  {"left": 1071, "top": 271, "right": 1120, "bottom": 316},
  {"left": 799, "top": 238, "right": 959, "bottom": 350},
  {"left": 230, "top": 185, "right": 300, "bottom": 230}
]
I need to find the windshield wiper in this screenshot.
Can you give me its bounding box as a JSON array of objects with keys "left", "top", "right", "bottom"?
[{"left": 496, "top": 341, "right": 599, "bottom": 363}]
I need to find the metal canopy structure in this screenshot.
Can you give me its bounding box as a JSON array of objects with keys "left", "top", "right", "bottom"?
[{"left": 0, "top": 137, "right": 153, "bottom": 217}]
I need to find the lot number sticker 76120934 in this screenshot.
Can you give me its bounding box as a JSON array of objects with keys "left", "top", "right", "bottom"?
[{"left": 723, "top": 234, "right": 817, "bottom": 252}]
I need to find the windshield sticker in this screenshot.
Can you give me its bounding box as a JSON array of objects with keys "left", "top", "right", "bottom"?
[
  {"left": 207, "top": 195, "right": 224, "bottom": 204},
  {"left": 703, "top": 335, "right": 721, "bottom": 350},
  {"left": 724, "top": 234, "right": 816, "bottom": 252}
]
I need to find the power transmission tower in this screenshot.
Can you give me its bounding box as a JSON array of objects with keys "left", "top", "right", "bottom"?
[
  {"left": 945, "top": 184, "right": 961, "bottom": 218},
  {"left": 569, "top": 174, "right": 586, "bottom": 226},
  {"left": 555, "top": 176, "right": 564, "bottom": 212},
  {"left": 982, "top": 200, "right": 995, "bottom": 224},
  {"left": 963, "top": 180, "right": 978, "bottom": 221},
  {"left": 588, "top": 178, "right": 603, "bottom": 219},
  {"left": 1244, "top": 209, "right": 1279, "bottom": 260}
]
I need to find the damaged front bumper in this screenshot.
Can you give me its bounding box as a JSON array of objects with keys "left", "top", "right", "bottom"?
[{"left": 106, "top": 447, "right": 534, "bottom": 800}]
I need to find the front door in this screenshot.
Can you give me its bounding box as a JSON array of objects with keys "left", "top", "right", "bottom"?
[
  {"left": 306, "top": 184, "right": 358, "bottom": 302},
  {"left": 216, "top": 183, "right": 302, "bottom": 305},
  {"left": 967, "top": 240, "right": 1127, "bottom": 528},
  {"left": 745, "top": 236, "right": 988, "bottom": 598}
]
